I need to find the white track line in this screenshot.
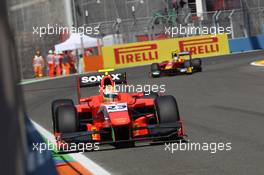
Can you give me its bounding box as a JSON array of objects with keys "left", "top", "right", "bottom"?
[{"left": 31, "top": 120, "right": 111, "bottom": 175}]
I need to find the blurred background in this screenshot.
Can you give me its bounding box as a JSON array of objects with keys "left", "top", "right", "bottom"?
[{"left": 6, "top": 0, "right": 264, "bottom": 79}]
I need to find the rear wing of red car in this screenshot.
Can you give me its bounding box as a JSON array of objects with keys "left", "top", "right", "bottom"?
[
  {"left": 78, "top": 72, "right": 127, "bottom": 88},
  {"left": 77, "top": 71, "right": 127, "bottom": 103}
]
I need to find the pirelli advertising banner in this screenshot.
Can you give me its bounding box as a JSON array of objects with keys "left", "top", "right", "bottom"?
[{"left": 102, "top": 34, "right": 230, "bottom": 69}]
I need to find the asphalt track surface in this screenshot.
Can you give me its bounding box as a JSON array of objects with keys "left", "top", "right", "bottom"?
[{"left": 22, "top": 51, "right": 264, "bottom": 175}]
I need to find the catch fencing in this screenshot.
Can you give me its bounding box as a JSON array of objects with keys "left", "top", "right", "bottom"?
[{"left": 89, "top": 7, "right": 264, "bottom": 44}]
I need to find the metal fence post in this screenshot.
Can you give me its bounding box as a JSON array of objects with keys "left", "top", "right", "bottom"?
[
  {"left": 228, "top": 10, "right": 235, "bottom": 39},
  {"left": 215, "top": 10, "right": 221, "bottom": 31},
  {"left": 212, "top": 11, "right": 219, "bottom": 30},
  {"left": 261, "top": 8, "right": 264, "bottom": 34},
  {"left": 241, "top": 0, "right": 249, "bottom": 37},
  {"left": 184, "top": 13, "right": 191, "bottom": 36}
]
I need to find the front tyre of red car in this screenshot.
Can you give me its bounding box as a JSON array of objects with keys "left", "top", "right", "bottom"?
[
  {"left": 154, "top": 95, "right": 181, "bottom": 141},
  {"left": 55, "top": 104, "right": 78, "bottom": 133},
  {"left": 51, "top": 99, "right": 75, "bottom": 133},
  {"left": 53, "top": 104, "right": 79, "bottom": 152},
  {"left": 151, "top": 63, "right": 161, "bottom": 78},
  {"left": 155, "top": 95, "right": 180, "bottom": 123}
]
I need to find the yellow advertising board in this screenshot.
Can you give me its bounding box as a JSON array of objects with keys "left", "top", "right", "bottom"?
[
  {"left": 102, "top": 34, "right": 230, "bottom": 69},
  {"left": 178, "top": 34, "right": 230, "bottom": 58}
]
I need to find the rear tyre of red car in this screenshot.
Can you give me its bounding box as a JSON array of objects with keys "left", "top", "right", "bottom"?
[
  {"left": 51, "top": 99, "right": 75, "bottom": 133},
  {"left": 55, "top": 105, "right": 79, "bottom": 133},
  {"left": 192, "top": 58, "right": 202, "bottom": 72},
  {"left": 151, "top": 63, "right": 160, "bottom": 78},
  {"left": 155, "top": 95, "right": 180, "bottom": 123}
]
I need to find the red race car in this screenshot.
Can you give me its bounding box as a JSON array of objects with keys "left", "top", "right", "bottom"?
[
  {"left": 150, "top": 51, "right": 202, "bottom": 78},
  {"left": 51, "top": 70, "right": 185, "bottom": 151}
]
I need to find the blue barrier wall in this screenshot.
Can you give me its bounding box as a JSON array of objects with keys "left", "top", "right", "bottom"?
[{"left": 229, "top": 35, "right": 264, "bottom": 53}]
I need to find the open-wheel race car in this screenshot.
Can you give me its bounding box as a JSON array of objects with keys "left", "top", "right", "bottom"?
[
  {"left": 150, "top": 51, "right": 202, "bottom": 78},
  {"left": 51, "top": 69, "right": 186, "bottom": 151}
]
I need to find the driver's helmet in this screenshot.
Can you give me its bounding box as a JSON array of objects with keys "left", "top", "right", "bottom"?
[
  {"left": 177, "top": 55, "right": 185, "bottom": 62},
  {"left": 103, "top": 85, "right": 118, "bottom": 102}
]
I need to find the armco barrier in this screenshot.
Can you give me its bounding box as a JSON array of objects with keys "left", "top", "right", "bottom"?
[
  {"left": 229, "top": 35, "right": 264, "bottom": 53},
  {"left": 102, "top": 34, "right": 230, "bottom": 69}
]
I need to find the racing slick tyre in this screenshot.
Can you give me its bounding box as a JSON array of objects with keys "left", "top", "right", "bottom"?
[
  {"left": 151, "top": 63, "right": 160, "bottom": 78},
  {"left": 51, "top": 99, "right": 74, "bottom": 132},
  {"left": 154, "top": 95, "right": 181, "bottom": 141},
  {"left": 192, "top": 58, "right": 202, "bottom": 72},
  {"left": 55, "top": 105, "right": 78, "bottom": 133},
  {"left": 155, "top": 95, "right": 180, "bottom": 123}
]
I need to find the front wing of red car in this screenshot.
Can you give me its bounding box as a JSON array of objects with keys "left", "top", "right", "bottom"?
[{"left": 57, "top": 122, "right": 184, "bottom": 146}]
